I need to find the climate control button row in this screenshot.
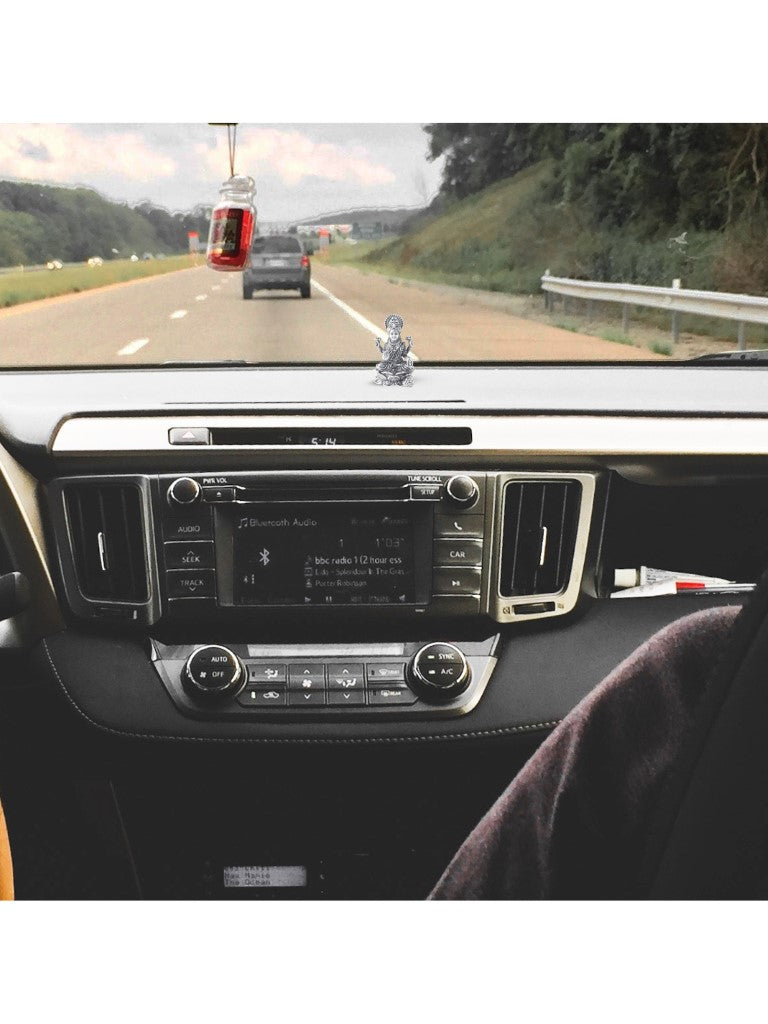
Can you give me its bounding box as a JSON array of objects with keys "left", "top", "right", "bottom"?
[{"left": 178, "top": 651, "right": 473, "bottom": 709}]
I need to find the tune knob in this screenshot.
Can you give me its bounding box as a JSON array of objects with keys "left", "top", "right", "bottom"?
[
  {"left": 445, "top": 475, "right": 479, "bottom": 509},
  {"left": 168, "top": 477, "right": 201, "bottom": 506},
  {"left": 408, "top": 642, "right": 471, "bottom": 702},
  {"left": 183, "top": 645, "right": 244, "bottom": 700}
]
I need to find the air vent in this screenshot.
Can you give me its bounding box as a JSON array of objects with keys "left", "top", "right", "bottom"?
[
  {"left": 499, "top": 480, "right": 581, "bottom": 597},
  {"left": 64, "top": 483, "right": 148, "bottom": 602}
]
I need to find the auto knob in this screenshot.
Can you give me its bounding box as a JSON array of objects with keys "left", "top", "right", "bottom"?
[
  {"left": 168, "top": 477, "right": 201, "bottom": 506},
  {"left": 445, "top": 475, "right": 479, "bottom": 509},
  {"left": 183, "top": 645, "right": 244, "bottom": 700},
  {"left": 407, "top": 642, "right": 471, "bottom": 702}
]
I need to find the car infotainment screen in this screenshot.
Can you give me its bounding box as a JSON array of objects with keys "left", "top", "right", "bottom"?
[{"left": 230, "top": 503, "right": 423, "bottom": 606}]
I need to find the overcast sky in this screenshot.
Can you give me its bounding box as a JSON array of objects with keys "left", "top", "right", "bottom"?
[{"left": 0, "top": 123, "right": 444, "bottom": 221}]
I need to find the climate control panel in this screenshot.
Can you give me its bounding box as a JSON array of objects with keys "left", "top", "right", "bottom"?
[{"left": 151, "top": 637, "right": 498, "bottom": 719}]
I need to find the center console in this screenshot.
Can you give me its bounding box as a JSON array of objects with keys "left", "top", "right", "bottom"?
[
  {"left": 157, "top": 470, "right": 487, "bottom": 617},
  {"left": 44, "top": 468, "right": 599, "bottom": 726}
]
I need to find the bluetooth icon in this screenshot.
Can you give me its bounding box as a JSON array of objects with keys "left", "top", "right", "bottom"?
[{"left": 259, "top": 548, "right": 270, "bottom": 567}]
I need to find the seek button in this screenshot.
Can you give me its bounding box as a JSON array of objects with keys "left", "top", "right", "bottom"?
[{"left": 164, "top": 541, "right": 214, "bottom": 570}]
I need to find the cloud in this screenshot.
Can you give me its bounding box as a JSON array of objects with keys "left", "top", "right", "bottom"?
[
  {"left": 199, "top": 127, "right": 397, "bottom": 187},
  {"left": 17, "top": 138, "right": 52, "bottom": 162},
  {"left": 0, "top": 124, "right": 177, "bottom": 184}
]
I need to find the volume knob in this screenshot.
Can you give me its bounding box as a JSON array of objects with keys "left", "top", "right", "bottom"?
[{"left": 168, "top": 477, "right": 201, "bottom": 506}]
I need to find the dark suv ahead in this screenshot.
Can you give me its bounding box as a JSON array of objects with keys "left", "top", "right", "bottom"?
[{"left": 242, "top": 234, "right": 311, "bottom": 299}]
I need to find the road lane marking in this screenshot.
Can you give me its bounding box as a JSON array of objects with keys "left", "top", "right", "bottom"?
[
  {"left": 118, "top": 338, "right": 149, "bottom": 356},
  {"left": 312, "top": 278, "right": 419, "bottom": 360},
  {"left": 169, "top": 309, "right": 188, "bottom": 319},
  {"left": 195, "top": 294, "right": 208, "bottom": 301},
  {"left": 211, "top": 285, "right": 221, "bottom": 291}
]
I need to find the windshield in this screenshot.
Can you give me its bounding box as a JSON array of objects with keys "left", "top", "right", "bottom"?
[{"left": 1, "top": 122, "right": 766, "bottom": 368}]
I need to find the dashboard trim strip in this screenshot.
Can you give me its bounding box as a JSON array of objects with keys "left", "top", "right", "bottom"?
[{"left": 52, "top": 414, "right": 768, "bottom": 456}]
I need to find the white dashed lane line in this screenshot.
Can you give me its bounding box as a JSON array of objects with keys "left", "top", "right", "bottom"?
[
  {"left": 195, "top": 295, "right": 208, "bottom": 301},
  {"left": 117, "top": 338, "right": 149, "bottom": 356},
  {"left": 311, "top": 278, "right": 419, "bottom": 360},
  {"left": 169, "top": 309, "right": 188, "bottom": 319}
]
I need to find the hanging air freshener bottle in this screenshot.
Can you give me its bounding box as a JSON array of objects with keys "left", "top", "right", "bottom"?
[{"left": 206, "top": 175, "right": 256, "bottom": 271}]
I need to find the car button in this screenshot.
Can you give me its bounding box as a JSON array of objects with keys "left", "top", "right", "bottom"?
[
  {"left": 288, "top": 690, "right": 326, "bottom": 707},
  {"left": 202, "top": 486, "right": 235, "bottom": 502},
  {"left": 326, "top": 664, "right": 364, "bottom": 689},
  {"left": 410, "top": 483, "right": 443, "bottom": 500},
  {"left": 366, "top": 663, "right": 406, "bottom": 682},
  {"left": 432, "top": 566, "right": 482, "bottom": 596},
  {"left": 434, "top": 515, "right": 485, "bottom": 538},
  {"left": 288, "top": 664, "right": 326, "bottom": 685},
  {"left": 328, "top": 690, "right": 366, "bottom": 706},
  {"left": 368, "top": 686, "right": 419, "bottom": 706},
  {"left": 166, "top": 569, "right": 216, "bottom": 599},
  {"left": 328, "top": 674, "right": 364, "bottom": 691},
  {"left": 288, "top": 675, "right": 326, "bottom": 692},
  {"left": 164, "top": 541, "right": 215, "bottom": 570},
  {"left": 237, "top": 687, "right": 286, "bottom": 707},
  {"left": 429, "top": 596, "right": 482, "bottom": 616},
  {"left": 169, "top": 427, "right": 210, "bottom": 446},
  {"left": 433, "top": 539, "right": 483, "bottom": 566},
  {"left": 248, "top": 663, "right": 287, "bottom": 684},
  {"left": 162, "top": 513, "right": 212, "bottom": 541}
]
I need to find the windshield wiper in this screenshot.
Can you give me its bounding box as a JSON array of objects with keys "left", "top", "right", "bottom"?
[{"left": 690, "top": 350, "right": 768, "bottom": 364}]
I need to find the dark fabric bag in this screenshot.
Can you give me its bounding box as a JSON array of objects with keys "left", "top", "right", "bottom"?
[{"left": 430, "top": 600, "right": 758, "bottom": 899}]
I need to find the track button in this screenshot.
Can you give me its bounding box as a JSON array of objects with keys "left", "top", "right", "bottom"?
[{"left": 167, "top": 569, "right": 216, "bottom": 598}]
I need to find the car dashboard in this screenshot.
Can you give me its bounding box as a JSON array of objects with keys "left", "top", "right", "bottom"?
[{"left": 0, "top": 361, "right": 766, "bottom": 897}]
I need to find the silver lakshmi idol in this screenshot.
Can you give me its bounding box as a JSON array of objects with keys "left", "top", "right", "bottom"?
[{"left": 373, "top": 314, "right": 415, "bottom": 386}]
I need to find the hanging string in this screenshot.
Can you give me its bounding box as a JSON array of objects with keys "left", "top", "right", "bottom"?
[
  {"left": 209, "top": 123, "right": 238, "bottom": 179},
  {"left": 227, "top": 123, "right": 237, "bottom": 178}
]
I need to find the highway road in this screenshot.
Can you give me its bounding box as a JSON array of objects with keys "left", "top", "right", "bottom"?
[{"left": 0, "top": 262, "right": 657, "bottom": 366}]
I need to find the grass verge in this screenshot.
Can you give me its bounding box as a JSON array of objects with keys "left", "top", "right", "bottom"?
[{"left": 0, "top": 254, "right": 202, "bottom": 308}]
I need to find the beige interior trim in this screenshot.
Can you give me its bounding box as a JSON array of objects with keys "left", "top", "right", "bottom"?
[
  {"left": 0, "top": 444, "right": 63, "bottom": 639},
  {"left": 0, "top": 798, "right": 13, "bottom": 901},
  {"left": 52, "top": 414, "right": 768, "bottom": 456}
]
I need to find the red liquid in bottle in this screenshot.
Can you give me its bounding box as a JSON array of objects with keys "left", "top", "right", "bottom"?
[{"left": 206, "top": 205, "right": 254, "bottom": 271}]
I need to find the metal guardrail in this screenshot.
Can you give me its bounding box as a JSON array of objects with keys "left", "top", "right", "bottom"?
[
  {"left": 541, "top": 273, "right": 768, "bottom": 348},
  {"left": 0, "top": 264, "right": 47, "bottom": 275}
]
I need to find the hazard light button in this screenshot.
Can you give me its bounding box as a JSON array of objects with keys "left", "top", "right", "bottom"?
[{"left": 169, "top": 427, "right": 211, "bottom": 445}]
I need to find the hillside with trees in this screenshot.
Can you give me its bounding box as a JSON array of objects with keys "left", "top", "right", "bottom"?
[
  {"left": 0, "top": 181, "right": 211, "bottom": 266},
  {"left": 360, "top": 125, "right": 768, "bottom": 296}
]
